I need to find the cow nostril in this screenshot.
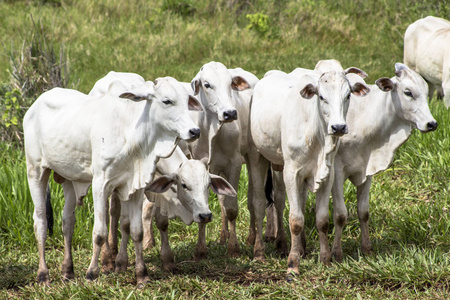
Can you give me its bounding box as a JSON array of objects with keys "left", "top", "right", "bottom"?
[
  {"left": 331, "top": 124, "right": 347, "bottom": 134},
  {"left": 427, "top": 121, "right": 438, "bottom": 132},
  {"left": 199, "top": 213, "right": 212, "bottom": 223},
  {"left": 189, "top": 128, "right": 201, "bottom": 139},
  {"left": 223, "top": 110, "right": 238, "bottom": 121}
]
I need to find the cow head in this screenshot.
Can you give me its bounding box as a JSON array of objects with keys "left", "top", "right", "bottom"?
[
  {"left": 191, "top": 61, "right": 250, "bottom": 123},
  {"left": 300, "top": 71, "right": 370, "bottom": 136},
  {"left": 375, "top": 63, "right": 437, "bottom": 133},
  {"left": 119, "top": 77, "right": 203, "bottom": 142},
  {"left": 145, "top": 160, "right": 236, "bottom": 223}
]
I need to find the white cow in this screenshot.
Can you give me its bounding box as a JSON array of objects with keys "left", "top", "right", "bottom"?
[
  {"left": 88, "top": 71, "right": 146, "bottom": 98},
  {"left": 115, "top": 150, "right": 237, "bottom": 271},
  {"left": 24, "top": 77, "right": 202, "bottom": 285},
  {"left": 252, "top": 60, "right": 369, "bottom": 251},
  {"left": 404, "top": 16, "right": 450, "bottom": 106},
  {"left": 185, "top": 61, "right": 254, "bottom": 257},
  {"left": 86, "top": 72, "right": 236, "bottom": 271},
  {"left": 247, "top": 64, "right": 370, "bottom": 276},
  {"left": 331, "top": 63, "right": 437, "bottom": 261}
]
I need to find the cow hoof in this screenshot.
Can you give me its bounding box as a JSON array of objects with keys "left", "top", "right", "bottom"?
[
  {"left": 246, "top": 233, "right": 256, "bottom": 245},
  {"left": 275, "top": 238, "right": 288, "bottom": 257},
  {"left": 194, "top": 250, "right": 208, "bottom": 261},
  {"left": 285, "top": 270, "right": 298, "bottom": 283},
  {"left": 37, "top": 271, "right": 50, "bottom": 286},
  {"left": 332, "top": 250, "right": 343, "bottom": 263},
  {"left": 361, "top": 245, "right": 374, "bottom": 256},
  {"left": 62, "top": 272, "right": 75, "bottom": 282},
  {"left": 86, "top": 270, "right": 98, "bottom": 281}
]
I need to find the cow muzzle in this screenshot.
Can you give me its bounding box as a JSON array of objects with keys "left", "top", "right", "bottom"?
[
  {"left": 222, "top": 109, "right": 238, "bottom": 122},
  {"left": 187, "top": 128, "right": 201, "bottom": 141},
  {"left": 198, "top": 212, "right": 213, "bottom": 223},
  {"left": 426, "top": 121, "right": 438, "bottom": 132},
  {"left": 331, "top": 124, "right": 348, "bottom": 136}
]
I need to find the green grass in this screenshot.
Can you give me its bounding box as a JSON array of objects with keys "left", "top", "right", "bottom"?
[{"left": 1, "top": 0, "right": 450, "bottom": 298}]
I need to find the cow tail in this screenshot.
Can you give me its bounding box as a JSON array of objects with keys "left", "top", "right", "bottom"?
[
  {"left": 46, "top": 184, "right": 54, "bottom": 237},
  {"left": 264, "top": 164, "right": 274, "bottom": 208}
]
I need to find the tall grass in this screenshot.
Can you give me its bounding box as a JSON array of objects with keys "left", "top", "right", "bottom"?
[{"left": 1, "top": 0, "right": 450, "bottom": 298}]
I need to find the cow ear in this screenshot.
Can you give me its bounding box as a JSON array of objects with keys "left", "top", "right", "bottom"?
[
  {"left": 188, "top": 95, "right": 203, "bottom": 111},
  {"left": 345, "top": 67, "right": 368, "bottom": 79},
  {"left": 394, "top": 62, "right": 409, "bottom": 78},
  {"left": 145, "top": 175, "right": 176, "bottom": 193},
  {"left": 300, "top": 83, "right": 318, "bottom": 99},
  {"left": 119, "top": 92, "right": 147, "bottom": 102},
  {"left": 351, "top": 82, "right": 370, "bottom": 97},
  {"left": 209, "top": 174, "right": 237, "bottom": 197},
  {"left": 375, "top": 77, "right": 395, "bottom": 92},
  {"left": 191, "top": 79, "right": 201, "bottom": 95},
  {"left": 231, "top": 76, "right": 251, "bottom": 91}
]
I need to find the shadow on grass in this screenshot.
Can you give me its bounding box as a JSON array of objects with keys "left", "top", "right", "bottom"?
[{"left": 0, "top": 264, "right": 34, "bottom": 290}]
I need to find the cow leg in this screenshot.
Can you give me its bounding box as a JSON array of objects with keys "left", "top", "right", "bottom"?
[
  {"left": 245, "top": 158, "right": 256, "bottom": 246},
  {"left": 248, "top": 152, "right": 269, "bottom": 260},
  {"left": 128, "top": 192, "right": 150, "bottom": 286},
  {"left": 60, "top": 181, "right": 77, "bottom": 280},
  {"left": 331, "top": 172, "right": 347, "bottom": 263},
  {"left": 115, "top": 201, "right": 130, "bottom": 273},
  {"left": 219, "top": 197, "right": 229, "bottom": 245},
  {"left": 28, "top": 167, "right": 51, "bottom": 285},
  {"left": 265, "top": 204, "right": 276, "bottom": 242},
  {"left": 272, "top": 170, "right": 288, "bottom": 256},
  {"left": 195, "top": 223, "right": 208, "bottom": 260},
  {"left": 221, "top": 162, "right": 242, "bottom": 258},
  {"left": 86, "top": 180, "right": 110, "bottom": 281},
  {"left": 357, "top": 177, "right": 373, "bottom": 256},
  {"left": 108, "top": 192, "right": 121, "bottom": 259},
  {"left": 99, "top": 195, "right": 116, "bottom": 274},
  {"left": 155, "top": 207, "right": 175, "bottom": 270},
  {"left": 316, "top": 179, "right": 333, "bottom": 266},
  {"left": 427, "top": 82, "right": 436, "bottom": 100},
  {"left": 442, "top": 71, "right": 450, "bottom": 107},
  {"left": 284, "top": 165, "right": 307, "bottom": 276},
  {"left": 142, "top": 200, "right": 156, "bottom": 251}
]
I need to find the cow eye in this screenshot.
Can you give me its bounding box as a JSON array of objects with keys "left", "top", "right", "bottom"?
[
  {"left": 319, "top": 95, "right": 324, "bottom": 100},
  {"left": 162, "top": 99, "right": 173, "bottom": 105},
  {"left": 204, "top": 82, "right": 212, "bottom": 89},
  {"left": 404, "top": 90, "right": 413, "bottom": 97},
  {"left": 181, "top": 183, "right": 188, "bottom": 189}
]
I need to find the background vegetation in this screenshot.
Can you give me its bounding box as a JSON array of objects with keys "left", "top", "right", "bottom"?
[{"left": 1, "top": 0, "right": 449, "bottom": 298}]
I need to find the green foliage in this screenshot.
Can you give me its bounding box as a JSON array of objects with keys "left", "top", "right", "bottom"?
[
  {"left": 161, "top": 0, "right": 196, "bottom": 16},
  {"left": 246, "top": 13, "right": 270, "bottom": 36},
  {"left": 1, "top": 15, "right": 76, "bottom": 145}
]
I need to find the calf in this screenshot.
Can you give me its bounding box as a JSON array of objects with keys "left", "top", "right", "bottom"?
[
  {"left": 331, "top": 63, "right": 437, "bottom": 261},
  {"left": 185, "top": 61, "right": 254, "bottom": 257},
  {"left": 24, "top": 77, "right": 201, "bottom": 285},
  {"left": 248, "top": 64, "right": 369, "bottom": 276},
  {"left": 404, "top": 16, "right": 450, "bottom": 106}
]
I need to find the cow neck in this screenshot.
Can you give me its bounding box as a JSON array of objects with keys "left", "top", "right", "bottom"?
[
  {"left": 197, "top": 90, "right": 225, "bottom": 163},
  {"left": 312, "top": 96, "right": 340, "bottom": 192},
  {"left": 122, "top": 100, "right": 179, "bottom": 198},
  {"left": 350, "top": 85, "right": 412, "bottom": 178},
  {"left": 156, "top": 146, "right": 188, "bottom": 175}
]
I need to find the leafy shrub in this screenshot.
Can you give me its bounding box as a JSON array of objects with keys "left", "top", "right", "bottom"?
[
  {"left": 1, "top": 16, "right": 76, "bottom": 146},
  {"left": 246, "top": 13, "right": 269, "bottom": 36},
  {"left": 162, "top": 0, "right": 196, "bottom": 17}
]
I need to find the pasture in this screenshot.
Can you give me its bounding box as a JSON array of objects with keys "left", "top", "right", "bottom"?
[{"left": 1, "top": 0, "right": 450, "bottom": 298}]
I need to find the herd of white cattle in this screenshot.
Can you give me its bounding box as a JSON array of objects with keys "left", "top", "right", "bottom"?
[{"left": 22, "top": 16, "right": 447, "bottom": 285}]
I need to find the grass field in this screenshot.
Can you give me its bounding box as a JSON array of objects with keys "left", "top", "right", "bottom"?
[{"left": 1, "top": 0, "right": 450, "bottom": 299}]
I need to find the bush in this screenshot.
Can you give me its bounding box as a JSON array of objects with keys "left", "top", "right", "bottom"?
[
  {"left": 1, "top": 16, "right": 76, "bottom": 146},
  {"left": 162, "top": 0, "right": 196, "bottom": 17},
  {"left": 246, "top": 12, "right": 270, "bottom": 36}
]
